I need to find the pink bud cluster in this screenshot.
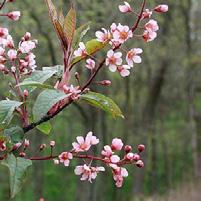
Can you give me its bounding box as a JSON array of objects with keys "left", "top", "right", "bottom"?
[
  {"left": 51, "top": 132, "right": 145, "bottom": 188},
  {"left": 0, "top": 29, "right": 38, "bottom": 75}
]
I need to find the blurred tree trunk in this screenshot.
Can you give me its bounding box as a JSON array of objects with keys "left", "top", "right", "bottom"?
[{"left": 183, "top": 0, "right": 199, "bottom": 178}]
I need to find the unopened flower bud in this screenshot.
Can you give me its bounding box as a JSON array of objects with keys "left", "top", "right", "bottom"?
[
  {"left": 24, "top": 32, "right": 31, "bottom": 40},
  {"left": 24, "top": 139, "right": 30, "bottom": 148},
  {"left": 138, "top": 144, "right": 145, "bottom": 153},
  {"left": 154, "top": 5, "right": 169, "bottom": 13},
  {"left": 0, "top": 141, "right": 6, "bottom": 151},
  {"left": 50, "top": 141, "right": 55, "bottom": 147},
  {"left": 19, "top": 152, "right": 26, "bottom": 157},
  {"left": 98, "top": 80, "right": 112, "bottom": 86},
  {"left": 124, "top": 145, "right": 132, "bottom": 153},
  {"left": 119, "top": 2, "right": 132, "bottom": 13},
  {"left": 126, "top": 152, "right": 134, "bottom": 160},
  {"left": 23, "top": 89, "right": 28, "bottom": 98},
  {"left": 136, "top": 160, "right": 144, "bottom": 168},
  {"left": 133, "top": 153, "right": 140, "bottom": 161},
  {"left": 12, "top": 142, "right": 22, "bottom": 151},
  {"left": 39, "top": 143, "right": 46, "bottom": 151},
  {"left": 8, "top": 11, "right": 21, "bottom": 21}
]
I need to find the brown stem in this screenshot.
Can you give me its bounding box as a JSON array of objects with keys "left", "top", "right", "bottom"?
[
  {"left": 0, "top": 0, "right": 6, "bottom": 10},
  {"left": 27, "top": 153, "right": 135, "bottom": 167}
]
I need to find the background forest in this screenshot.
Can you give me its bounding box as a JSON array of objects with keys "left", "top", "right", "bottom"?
[{"left": 0, "top": 0, "right": 201, "bottom": 200}]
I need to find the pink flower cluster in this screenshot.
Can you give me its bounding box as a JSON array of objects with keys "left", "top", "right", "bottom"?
[
  {"left": 53, "top": 132, "right": 145, "bottom": 188},
  {"left": 0, "top": 29, "right": 38, "bottom": 75},
  {"left": 72, "top": 2, "right": 168, "bottom": 79}
]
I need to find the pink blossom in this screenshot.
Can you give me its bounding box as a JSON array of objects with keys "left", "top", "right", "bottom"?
[
  {"left": 112, "top": 24, "right": 133, "bottom": 44},
  {"left": 110, "top": 23, "right": 118, "bottom": 33},
  {"left": 74, "top": 164, "right": 105, "bottom": 183},
  {"left": 143, "top": 20, "right": 159, "bottom": 42},
  {"left": 154, "top": 5, "right": 169, "bottom": 13},
  {"left": 145, "top": 19, "right": 159, "bottom": 33},
  {"left": 5, "top": 35, "right": 14, "bottom": 48},
  {"left": 0, "top": 47, "right": 5, "bottom": 56},
  {"left": 7, "top": 49, "right": 17, "bottom": 60},
  {"left": 0, "top": 27, "right": 8, "bottom": 38},
  {"left": 95, "top": 28, "right": 111, "bottom": 43},
  {"left": 58, "top": 152, "right": 73, "bottom": 166},
  {"left": 63, "top": 85, "right": 81, "bottom": 100},
  {"left": 110, "top": 155, "right": 120, "bottom": 163},
  {"left": 113, "top": 167, "right": 128, "bottom": 187},
  {"left": 118, "top": 2, "right": 132, "bottom": 13},
  {"left": 106, "top": 50, "right": 122, "bottom": 72},
  {"left": 72, "top": 131, "right": 99, "bottom": 152},
  {"left": 101, "top": 145, "right": 113, "bottom": 157},
  {"left": 74, "top": 42, "right": 87, "bottom": 57},
  {"left": 8, "top": 11, "right": 21, "bottom": 21},
  {"left": 111, "top": 138, "right": 124, "bottom": 151},
  {"left": 85, "top": 58, "right": 95, "bottom": 70},
  {"left": 126, "top": 48, "right": 143, "bottom": 67},
  {"left": 143, "top": 30, "right": 157, "bottom": 42},
  {"left": 142, "top": 9, "right": 153, "bottom": 19},
  {"left": 117, "top": 65, "right": 131, "bottom": 77},
  {"left": 19, "top": 40, "right": 36, "bottom": 53},
  {"left": 25, "top": 53, "right": 37, "bottom": 71}
]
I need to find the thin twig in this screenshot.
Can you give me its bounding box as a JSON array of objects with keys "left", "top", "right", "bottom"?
[{"left": 0, "top": 0, "right": 6, "bottom": 10}]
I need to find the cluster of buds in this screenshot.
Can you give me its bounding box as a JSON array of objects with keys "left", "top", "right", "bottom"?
[
  {"left": 51, "top": 131, "right": 145, "bottom": 188},
  {"left": 0, "top": 28, "right": 38, "bottom": 75}
]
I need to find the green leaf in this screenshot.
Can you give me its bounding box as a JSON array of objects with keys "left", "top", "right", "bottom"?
[
  {"left": 37, "top": 121, "right": 52, "bottom": 135},
  {"left": 1, "top": 154, "right": 32, "bottom": 199},
  {"left": 81, "top": 92, "right": 124, "bottom": 119},
  {"left": 4, "top": 126, "right": 24, "bottom": 144},
  {"left": 33, "top": 89, "right": 69, "bottom": 121},
  {"left": 42, "top": 65, "right": 64, "bottom": 78},
  {"left": 73, "top": 22, "right": 91, "bottom": 49},
  {"left": 64, "top": 7, "right": 76, "bottom": 44},
  {"left": 71, "top": 39, "right": 108, "bottom": 65},
  {"left": 20, "top": 70, "right": 57, "bottom": 92},
  {"left": 0, "top": 100, "right": 22, "bottom": 128},
  {"left": 18, "top": 81, "right": 53, "bottom": 89}
]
